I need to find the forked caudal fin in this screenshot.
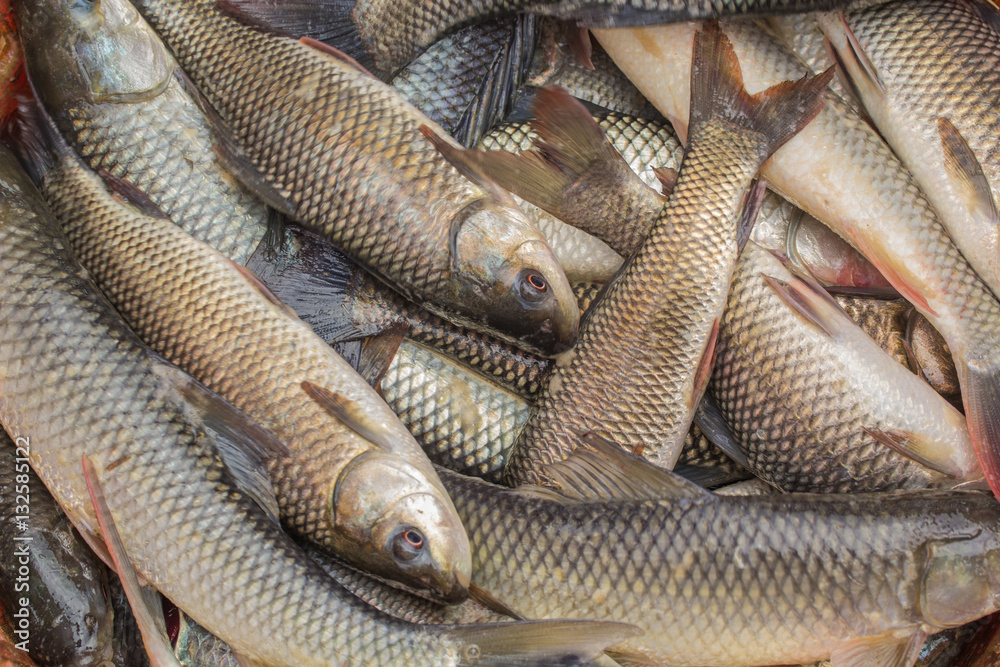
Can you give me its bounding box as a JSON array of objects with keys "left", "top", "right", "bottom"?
[
  {"left": 956, "top": 355, "right": 1000, "bottom": 499},
  {"left": 689, "top": 22, "right": 833, "bottom": 160}
]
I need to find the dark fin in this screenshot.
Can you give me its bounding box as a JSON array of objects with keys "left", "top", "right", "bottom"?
[
  {"left": 217, "top": 0, "right": 378, "bottom": 74},
  {"left": 689, "top": 22, "right": 832, "bottom": 158},
  {"left": 71, "top": 521, "right": 116, "bottom": 572},
  {"left": 419, "top": 124, "right": 519, "bottom": 207},
  {"left": 300, "top": 36, "right": 377, "bottom": 79},
  {"left": 228, "top": 259, "right": 301, "bottom": 320},
  {"left": 9, "top": 93, "right": 68, "bottom": 184},
  {"left": 453, "top": 14, "right": 539, "bottom": 148},
  {"left": 831, "top": 631, "right": 926, "bottom": 667},
  {"left": 822, "top": 285, "right": 903, "bottom": 299},
  {"left": 938, "top": 117, "right": 1000, "bottom": 228},
  {"left": 652, "top": 167, "right": 678, "bottom": 197},
  {"left": 955, "top": 357, "right": 1000, "bottom": 500},
  {"left": 898, "top": 332, "right": 922, "bottom": 377},
  {"left": 688, "top": 318, "right": 719, "bottom": 409},
  {"left": 543, "top": 430, "right": 711, "bottom": 502},
  {"left": 82, "top": 456, "right": 181, "bottom": 667},
  {"left": 762, "top": 273, "right": 840, "bottom": 338},
  {"left": 95, "top": 169, "right": 170, "bottom": 220},
  {"left": 445, "top": 619, "right": 639, "bottom": 667},
  {"left": 737, "top": 178, "right": 766, "bottom": 254},
  {"left": 469, "top": 584, "right": 526, "bottom": 621},
  {"left": 565, "top": 25, "right": 594, "bottom": 70},
  {"left": 173, "top": 69, "right": 297, "bottom": 218},
  {"left": 672, "top": 463, "right": 749, "bottom": 489},
  {"left": 301, "top": 380, "right": 398, "bottom": 450},
  {"left": 357, "top": 324, "right": 407, "bottom": 390},
  {"left": 823, "top": 14, "right": 886, "bottom": 106},
  {"left": 150, "top": 360, "right": 287, "bottom": 523},
  {"left": 693, "top": 396, "right": 751, "bottom": 470},
  {"left": 531, "top": 86, "right": 618, "bottom": 176},
  {"left": 863, "top": 427, "right": 965, "bottom": 478}
]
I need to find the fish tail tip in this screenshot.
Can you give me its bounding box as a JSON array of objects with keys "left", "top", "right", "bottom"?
[
  {"left": 689, "top": 21, "right": 832, "bottom": 159},
  {"left": 958, "top": 358, "right": 1000, "bottom": 499},
  {"left": 448, "top": 619, "right": 638, "bottom": 666}
]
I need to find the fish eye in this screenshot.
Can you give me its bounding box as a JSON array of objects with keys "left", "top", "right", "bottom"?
[
  {"left": 392, "top": 528, "right": 425, "bottom": 561},
  {"left": 518, "top": 270, "right": 549, "bottom": 303}
]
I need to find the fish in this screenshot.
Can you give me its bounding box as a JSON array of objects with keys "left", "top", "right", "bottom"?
[
  {"left": 504, "top": 22, "right": 832, "bottom": 485},
  {"left": 0, "top": 427, "right": 114, "bottom": 667},
  {"left": 594, "top": 17, "right": 1000, "bottom": 501},
  {"left": 711, "top": 241, "right": 978, "bottom": 493},
  {"left": 446, "top": 436, "right": 1000, "bottom": 666},
  {"left": 0, "top": 139, "right": 634, "bottom": 667},
  {"left": 130, "top": 0, "right": 580, "bottom": 357},
  {"left": 909, "top": 312, "right": 961, "bottom": 404},
  {"left": 831, "top": 294, "right": 911, "bottom": 368},
  {"left": 18, "top": 102, "right": 473, "bottom": 603},
  {"left": 107, "top": 574, "right": 151, "bottom": 667},
  {"left": 214, "top": 0, "right": 854, "bottom": 79},
  {"left": 391, "top": 15, "right": 538, "bottom": 147},
  {"left": 15, "top": 0, "right": 270, "bottom": 267},
  {"left": 819, "top": 0, "right": 1000, "bottom": 299}
]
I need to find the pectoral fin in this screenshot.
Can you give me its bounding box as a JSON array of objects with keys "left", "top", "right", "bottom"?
[
  {"left": 831, "top": 632, "right": 925, "bottom": 667},
  {"left": 301, "top": 381, "right": 397, "bottom": 450},
  {"left": 938, "top": 117, "right": 1000, "bottom": 232}
]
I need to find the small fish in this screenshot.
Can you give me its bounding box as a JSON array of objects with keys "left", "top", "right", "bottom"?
[
  {"left": 505, "top": 22, "right": 832, "bottom": 485},
  {"left": 131, "top": 0, "right": 580, "bottom": 357}
]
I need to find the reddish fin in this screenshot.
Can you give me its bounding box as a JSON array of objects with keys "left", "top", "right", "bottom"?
[
  {"left": 357, "top": 324, "right": 407, "bottom": 391},
  {"left": 419, "top": 124, "right": 519, "bottom": 207},
  {"left": 299, "top": 36, "right": 377, "bottom": 79},
  {"left": 565, "top": 25, "right": 594, "bottom": 70},
  {"left": 762, "top": 273, "right": 839, "bottom": 338},
  {"left": 301, "top": 381, "right": 397, "bottom": 450},
  {"left": 82, "top": 456, "right": 181, "bottom": 667},
  {"left": 842, "top": 229, "right": 938, "bottom": 318},
  {"left": 737, "top": 178, "right": 766, "bottom": 254},
  {"left": 689, "top": 22, "right": 832, "bottom": 158},
  {"left": 690, "top": 318, "right": 719, "bottom": 410},
  {"left": 831, "top": 631, "right": 925, "bottom": 667},
  {"left": 96, "top": 169, "right": 170, "bottom": 220},
  {"left": 862, "top": 427, "right": 965, "bottom": 478},
  {"left": 955, "top": 356, "right": 1000, "bottom": 499},
  {"left": 652, "top": 167, "right": 678, "bottom": 197}
]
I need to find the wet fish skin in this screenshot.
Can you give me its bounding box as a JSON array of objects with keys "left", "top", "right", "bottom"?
[
  {"left": 443, "top": 460, "right": 1000, "bottom": 666},
  {"left": 131, "top": 0, "right": 579, "bottom": 358},
  {"left": 35, "top": 135, "right": 473, "bottom": 604},
  {"left": 505, "top": 23, "right": 831, "bottom": 484},
  {"left": 595, "top": 17, "right": 1000, "bottom": 501},
  {"left": 819, "top": 0, "right": 1000, "bottom": 298},
  {"left": 391, "top": 15, "right": 537, "bottom": 147},
  {"left": 712, "top": 241, "right": 976, "bottom": 493},
  {"left": 321, "top": 0, "right": 852, "bottom": 76},
  {"left": 0, "top": 428, "right": 113, "bottom": 667},
  {"left": 16, "top": 0, "right": 269, "bottom": 267},
  {"left": 0, "top": 140, "right": 630, "bottom": 667}
]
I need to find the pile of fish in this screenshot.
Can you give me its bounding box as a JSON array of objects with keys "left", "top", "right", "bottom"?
[{"left": 1, "top": 0, "right": 1000, "bottom": 665}]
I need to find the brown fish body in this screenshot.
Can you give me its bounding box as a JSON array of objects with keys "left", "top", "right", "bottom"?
[
  {"left": 444, "top": 457, "right": 1000, "bottom": 666},
  {"left": 130, "top": 0, "right": 579, "bottom": 357},
  {"left": 504, "top": 24, "right": 831, "bottom": 485}
]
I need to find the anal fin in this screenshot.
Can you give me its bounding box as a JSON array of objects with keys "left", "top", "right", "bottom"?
[{"left": 82, "top": 456, "right": 181, "bottom": 667}]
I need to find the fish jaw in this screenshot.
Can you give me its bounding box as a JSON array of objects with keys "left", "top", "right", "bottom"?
[
  {"left": 450, "top": 201, "right": 579, "bottom": 356},
  {"left": 329, "top": 451, "right": 472, "bottom": 604}
]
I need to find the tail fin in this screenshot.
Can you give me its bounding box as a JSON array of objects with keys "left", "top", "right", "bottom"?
[
  {"left": 955, "top": 354, "right": 1000, "bottom": 498},
  {"left": 689, "top": 22, "right": 833, "bottom": 160},
  {"left": 446, "top": 619, "right": 638, "bottom": 666}
]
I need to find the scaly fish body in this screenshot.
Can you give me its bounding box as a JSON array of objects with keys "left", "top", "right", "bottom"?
[
  {"left": 36, "top": 135, "right": 472, "bottom": 601},
  {"left": 595, "top": 17, "right": 1000, "bottom": 499},
  {"left": 444, "top": 463, "right": 1000, "bottom": 666},
  {"left": 0, "top": 140, "right": 628, "bottom": 667},
  {"left": 131, "top": 0, "right": 579, "bottom": 357},
  {"left": 712, "top": 241, "right": 977, "bottom": 493},
  {"left": 505, "top": 24, "right": 831, "bottom": 484},
  {"left": 819, "top": 0, "right": 1000, "bottom": 298},
  {"left": 16, "top": 0, "right": 269, "bottom": 267}
]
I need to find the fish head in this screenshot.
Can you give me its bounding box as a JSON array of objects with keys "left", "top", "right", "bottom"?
[
  {"left": 330, "top": 451, "right": 471, "bottom": 603},
  {"left": 16, "top": 0, "right": 173, "bottom": 111},
  {"left": 451, "top": 199, "right": 579, "bottom": 356},
  {"left": 919, "top": 497, "right": 1000, "bottom": 628}
]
